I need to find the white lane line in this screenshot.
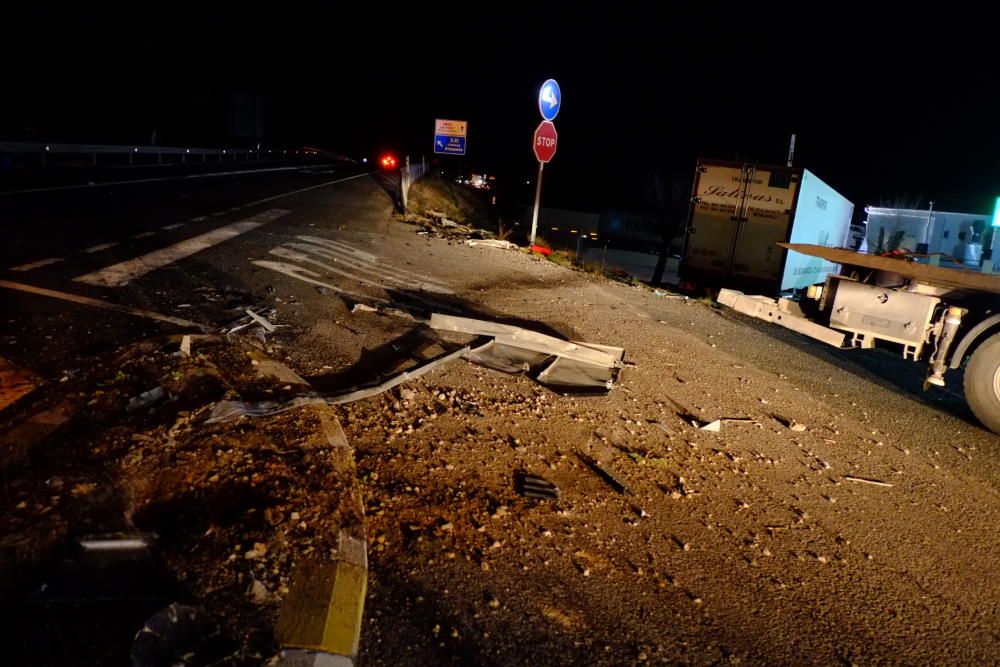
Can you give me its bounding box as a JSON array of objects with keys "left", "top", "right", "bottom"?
[
  {"left": 9, "top": 257, "right": 64, "bottom": 272},
  {"left": 0, "top": 279, "right": 209, "bottom": 332},
  {"left": 161, "top": 223, "right": 186, "bottom": 231},
  {"left": 188, "top": 215, "right": 208, "bottom": 222},
  {"left": 73, "top": 208, "right": 291, "bottom": 287},
  {"left": 10, "top": 257, "right": 63, "bottom": 271},
  {"left": 83, "top": 242, "right": 119, "bottom": 254},
  {"left": 0, "top": 163, "right": 350, "bottom": 196},
  {"left": 132, "top": 231, "right": 156, "bottom": 239}
]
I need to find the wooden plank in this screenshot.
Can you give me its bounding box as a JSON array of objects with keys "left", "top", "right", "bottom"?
[{"left": 779, "top": 243, "right": 1000, "bottom": 294}]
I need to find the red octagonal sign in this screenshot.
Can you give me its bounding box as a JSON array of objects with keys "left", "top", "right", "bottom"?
[{"left": 533, "top": 120, "right": 558, "bottom": 163}]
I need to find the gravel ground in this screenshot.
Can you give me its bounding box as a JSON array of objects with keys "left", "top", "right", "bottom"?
[
  {"left": 239, "top": 180, "right": 998, "bottom": 665},
  {"left": 2, "top": 176, "right": 997, "bottom": 665}
]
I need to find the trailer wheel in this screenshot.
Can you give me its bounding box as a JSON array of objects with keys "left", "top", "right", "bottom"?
[{"left": 964, "top": 333, "right": 1000, "bottom": 435}]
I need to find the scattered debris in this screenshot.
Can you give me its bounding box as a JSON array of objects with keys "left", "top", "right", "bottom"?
[
  {"left": 429, "top": 313, "right": 625, "bottom": 390},
  {"left": 576, "top": 450, "right": 630, "bottom": 495},
  {"left": 699, "top": 419, "right": 722, "bottom": 432},
  {"left": 131, "top": 603, "right": 224, "bottom": 667},
  {"left": 245, "top": 308, "right": 278, "bottom": 332},
  {"left": 351, "top": 303, "right": 378, "bottom": 314},
  {"left": 126, "top": 386, "right": 167, "bottom": 413},
  {"left": 529, "top": 244, "right": 553, "bottom": 256},
  {"left": 179, "top": 334, "right": 192, "bottom": 357},
  {"left": 789, "top": 422, "right": 808, "bottom": 432},
  {"left": 516, "top": 472, "right": 561, "bottom": 500},
  {"left": 843, "top": 475, "right": 894, "bottom": 488}
]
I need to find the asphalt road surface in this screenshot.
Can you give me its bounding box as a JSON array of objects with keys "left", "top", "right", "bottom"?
[{"left": 1, "top": 169, "right": 998, "bottom": 665}]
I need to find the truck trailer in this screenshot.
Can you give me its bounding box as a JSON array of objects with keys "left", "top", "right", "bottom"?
[
  {"left": 718, "top": 244, "right": 1000, "bottom": 434},
  {"left": 680, "top": 160, "right": 854, "bottom": 294}
]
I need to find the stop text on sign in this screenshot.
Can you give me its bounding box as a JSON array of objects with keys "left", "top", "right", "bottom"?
[{"left": 533, "top": 120, "right": 558, "bottom": 163}]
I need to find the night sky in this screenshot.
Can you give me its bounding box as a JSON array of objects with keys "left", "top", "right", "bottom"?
[{"left": 4, "top": 3, "right": 998, "bottom": 215}]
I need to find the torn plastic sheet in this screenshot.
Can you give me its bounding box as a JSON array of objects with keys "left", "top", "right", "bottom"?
[{"left": 431, "top": 313, "right": 624, "bottom": 390}]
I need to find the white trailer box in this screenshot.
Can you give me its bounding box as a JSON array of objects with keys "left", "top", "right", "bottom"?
[{"left": 680, "top": 160, "right": 854, "bottom": 293}]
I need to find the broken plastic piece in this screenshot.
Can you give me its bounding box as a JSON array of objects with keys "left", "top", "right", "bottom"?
[
  {"left": 245, "top": 309, "right": 277, "bottom": 332},
  {"left": 126, "top": 386, "right": 167, "bottom": 413},
  {"left": 430, "top": 313, "right": 624, "bottom": 390}
]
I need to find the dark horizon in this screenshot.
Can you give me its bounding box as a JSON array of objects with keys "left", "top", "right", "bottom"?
[{"left": 4, "top": 3, "right": 999, "bottom": 215}]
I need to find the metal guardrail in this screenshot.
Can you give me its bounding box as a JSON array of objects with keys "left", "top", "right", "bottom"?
[
  {"left": 400, "top": 156, "right": 428, "bottom": 212},
  {"left": 0, "top": 141, "right": 312, "bottom": 166}
]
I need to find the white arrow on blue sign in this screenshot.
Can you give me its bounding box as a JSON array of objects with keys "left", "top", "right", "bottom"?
[
  {"left": 434, "top": 135, "right": 466, "bottom": 155},
  {"left": 538, "top": 79, "right": 561, "bottom": 121}
]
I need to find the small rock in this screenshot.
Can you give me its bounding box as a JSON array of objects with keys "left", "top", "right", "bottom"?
[
  {"left": 789, "top": 422, "right": 807, "bottom": 432},
  {"left": 15, "top": 501, "right": 27, "bottom": 509},
  {"left": 488, "top": 595, "right": 500, "bottom": 609}
]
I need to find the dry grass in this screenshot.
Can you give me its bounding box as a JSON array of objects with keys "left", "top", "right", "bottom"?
[{"left": 408, "top": 175, "right": 490, "bottom": 228}]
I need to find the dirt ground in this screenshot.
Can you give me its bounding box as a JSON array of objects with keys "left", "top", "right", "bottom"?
[{"left": 1, "top": 176, "right": 998, "bottom": 665}]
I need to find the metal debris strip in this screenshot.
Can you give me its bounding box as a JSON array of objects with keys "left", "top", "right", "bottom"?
[
  {"left": 466, "top": 239, "right": 517, "bottom": 250},
  {"left": 203, "top": 346, "right": 471, "bottom": 424},
  {"left": 429, "top": 313, "right": 625, "bottom": 390},
  {"left": 576, "top": 450, "right": 631, "bottom": 495},
  {"left": 844, "top": 475, "right": 894, "bottom": 488}
]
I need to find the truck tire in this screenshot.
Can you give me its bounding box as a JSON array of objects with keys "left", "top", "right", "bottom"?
[{"left": 964, "top": 333, "right": 1000, "bottom": 435}]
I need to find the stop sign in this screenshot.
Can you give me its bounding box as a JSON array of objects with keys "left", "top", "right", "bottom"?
[{"left": 533, "top": 121, "right": 558, "bottom": 163}]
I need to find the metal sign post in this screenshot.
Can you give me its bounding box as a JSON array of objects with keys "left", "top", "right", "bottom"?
[
  {"left": 529, "top": 80, "right": 561, "bottom": 245},
  {"left": 530, "top": 162, "right": 545, "bottom": 245}
]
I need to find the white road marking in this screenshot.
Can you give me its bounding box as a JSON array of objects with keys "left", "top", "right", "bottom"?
[
  {"left": 296, "top": 235, "right": 378, "bottom": 262},
  {"left": 284, "top": 242, "right": 453, "bottom": 293},
  {"left": 73, "top": 208, "right": 291, "bottom": 287},
  {"left": 188, "top": 215, "right": 208, "bottom": 222},
  {"left": 83, "top": 242, "right": 119, "bottom": 254},
  {"left": 0, "top": 279, "right": 209, "bottom": 331},
  {"left": 161, "top": 223, "right": 186, "bottom": 231},
  {"left": 131, "top": 231, "right": 156, "bottom": 239},
  {"left": 0, "top": 163, "right": 348, "bottom": 196},
  {"left": 9, "top": 257, "right": 64, "bottom": 272},
  {"left": 294, "top": 236, "right": 451, "bottom": 287},
  {"left": 251, "top": 260, "right": 391, "bottom": 305},
  {"left": 270, "top": 247, "right": 392, "bottom": 291}
]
